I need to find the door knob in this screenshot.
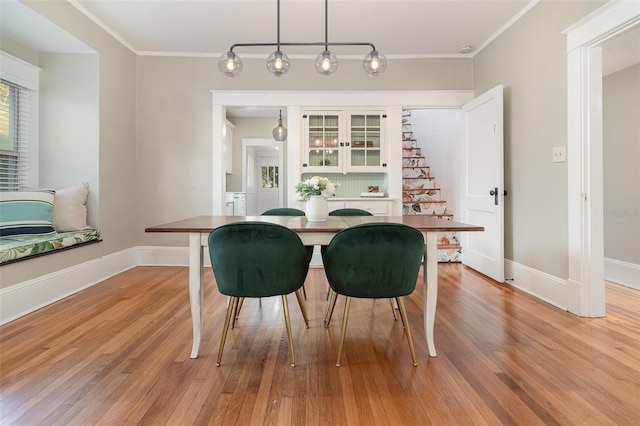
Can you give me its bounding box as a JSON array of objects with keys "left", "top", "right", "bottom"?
[
  {"left": 490, "top": 187, "right": 498, "bottom": 205},
  {"left": 488, "top": 188, "right": 507, "bottom": 205}
]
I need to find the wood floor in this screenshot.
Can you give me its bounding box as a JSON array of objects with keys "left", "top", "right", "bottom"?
[{"left": 1, "top": 264, "right": 638, "bottom": 425}]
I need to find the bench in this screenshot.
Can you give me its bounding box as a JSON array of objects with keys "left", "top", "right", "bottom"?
[{"left": 0, "top": 183, "right": 101, "bottom": 265}]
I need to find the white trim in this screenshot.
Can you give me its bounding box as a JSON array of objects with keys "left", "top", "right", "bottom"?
[
  {"left": 564, "top": 0, "right": 640, "bottom": 52},
  {"left": 0, "top": 51, "right": 41, "bottom": 90},
  {"left": 604, "top": 258, "right": 640, "bottom": 290},
  {"left": 0, "top": 51, "right": 41, "bottom": 189},
  {"left": 473, "top": 0, "right": 541, "bottom": 56},
  {"left": 565, "top": 0, "right": 640, "bottom": 317},
  {"left": 505, "top": 259, "right": 569, "bottom": 311},
  {"left": 211, "top": 90, "right": 474, "bottom": 224},
  {"left": 241, "top": 138, "right": 284, "bottom": 213},
  {"left": 0, "top": 248, "right": 137, "bottom": 325},
  {"left": 67, "top": 0, "right": 138, "bottom": 54}
]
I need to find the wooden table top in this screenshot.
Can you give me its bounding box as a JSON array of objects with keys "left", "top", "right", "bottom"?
[{"left": 145, "top": 215, "right": 484, "bottom": 234}]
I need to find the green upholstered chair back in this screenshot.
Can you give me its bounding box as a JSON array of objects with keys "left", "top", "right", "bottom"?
[
  {"left": 321, "top": 223, "right": 424, "bottom": 299},
  {"left": 261, "top": 208, "right": 305, "bottom": 216},
  {"left": 328, "top": 208, "right": 373, "bottom": 216},
  {"left": 208, "top": 222, "right": 310, "bottom": 298}
]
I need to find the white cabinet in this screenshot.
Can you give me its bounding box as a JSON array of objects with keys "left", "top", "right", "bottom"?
[
  {"left": 224, "top": 120, "right": 234, "bottom": 174},
  {"left": 302, "top": 109, "right": 387, "bottom": 174},
  {"left": 327, "top": 199, "right": 392, "bottom": 216}
]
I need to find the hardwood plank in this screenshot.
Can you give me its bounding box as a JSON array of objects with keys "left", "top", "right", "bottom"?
[{"left": 1, "top": 265, "right": 639, "bottom": 425}]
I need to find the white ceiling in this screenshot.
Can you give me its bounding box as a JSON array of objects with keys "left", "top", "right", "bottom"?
[
  {"left": 45, "top": 0, "right": 538, "bottom": 58},
  {"left": 1, "top": 0, "right": 637, "bottom": 113}
]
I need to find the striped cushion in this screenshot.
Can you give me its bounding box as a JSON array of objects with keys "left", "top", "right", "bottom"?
[{"left": 0, "top": 190, "right": 56, "bottom": 237}]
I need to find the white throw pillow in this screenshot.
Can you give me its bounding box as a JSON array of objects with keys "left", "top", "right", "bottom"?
[{"left": 53, "top": 182, "right": 91, "bottom": 232}]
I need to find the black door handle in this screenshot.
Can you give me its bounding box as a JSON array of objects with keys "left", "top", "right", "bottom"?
[
  {"left": 490, "top": 187, "right": 498, "bottom": 205},
  {"left": 488, "top": 188, "right": 508, "bottom": 205}
]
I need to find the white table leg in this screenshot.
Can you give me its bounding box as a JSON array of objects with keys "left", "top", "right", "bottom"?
[
  {"left": 189, "top": 233, "right": 204, "bottom": 359},
  {"left": 424, "top": 232, "right": 438, "bottom": 357}
]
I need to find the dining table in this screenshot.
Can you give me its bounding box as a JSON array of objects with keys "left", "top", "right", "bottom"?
[{"left": 145, "top": 215, "right": 483, "bottom": 359}]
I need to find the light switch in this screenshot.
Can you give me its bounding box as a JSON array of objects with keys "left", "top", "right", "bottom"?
[{"left": 553, "top": 146, "right": 566, "bottom": 163}]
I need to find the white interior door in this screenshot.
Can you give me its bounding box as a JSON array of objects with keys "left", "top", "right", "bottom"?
[
  {"left": 242, "top": 139, "right": 284, "bottom": 215},
  {"left": 257, "top": 155, "right": 280, "bottom": 213},
  {"left": 460, "top": 85, "right": 505, "bottom": 283}
]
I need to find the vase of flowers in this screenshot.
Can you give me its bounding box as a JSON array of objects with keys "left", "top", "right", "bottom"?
[{"left": 295, "top": 176, "right": 339, "bottom": 222}]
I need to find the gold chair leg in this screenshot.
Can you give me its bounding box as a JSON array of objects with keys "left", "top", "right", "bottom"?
[
  {"left": 336, "top": 296, "right": 351, "bottom": 367},
  {"left": 324, "top": 289, "right": 333, "bottom": 323},
  {"left": 302, "top": 283, "right": 307, "bottom": 299},
  {"left": 294, "top": 288, "right": 309, "bottom": 328},
  {"left": 282, "top": 295, "right": 296, "bottom": 367},
  {"left": 231, "top": 297, "right": 244, "bottom": 328},
  {"left": 389, "top": 299, "right": 398, "bottom": 321},
  {"left": 397, "top": 297, "right": 417, "bottom": 366},
  {"left": 217, "top": 296, "right": 237, "bottom": 366},
  {"left": 324, "top": 289, "right": 338, "bottom": 327}
]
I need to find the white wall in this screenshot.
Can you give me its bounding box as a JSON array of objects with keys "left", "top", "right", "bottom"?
[
  {"left": 603, "top": 63, "right": 640, "bottom": 288},
  {"left": 38, "top": 53, "right": 99, "bottom": 228},
  {"left": 472, "top": 0, "right": 605, "bottom": 279},
  {"left": 2, "top": 0, "right": 137, "bottom": 288},
  {"left": 410, "top": 109, "right": 462, "bottom": 217}
]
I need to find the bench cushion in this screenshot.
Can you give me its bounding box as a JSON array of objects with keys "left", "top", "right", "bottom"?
[
  {"left": 0, "top": 190, "right": 56, "bottom": 237},
  {"left": 0, "top": 229, "right": 101, "bottom": 264}
]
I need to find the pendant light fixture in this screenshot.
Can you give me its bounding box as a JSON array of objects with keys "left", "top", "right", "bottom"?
[
  {"left": 265, "top": 0, "right": 290, "bottom": 77},
  {"left": 315, "top": 0, "right": 338, "bottom": 76},
  {"left": 218, "top": 0, "right": 386, "bottom": 78},
  {"left": 272, "top": 110, "right": 287, "bottom": 141}
]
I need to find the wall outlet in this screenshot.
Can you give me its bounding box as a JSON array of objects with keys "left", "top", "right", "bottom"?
[{"left": 553, "top": 146, "right": 566, "bottom": 163}]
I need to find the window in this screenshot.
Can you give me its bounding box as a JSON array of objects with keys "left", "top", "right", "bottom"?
[
  {"left": 0, "top": 79, "right": 32, "bottom": 190},
  {"left": 261, "top": 166, "right": 279, "bottom": 188}
]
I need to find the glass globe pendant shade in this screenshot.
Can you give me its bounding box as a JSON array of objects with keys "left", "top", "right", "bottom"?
[
  {"left": 267, "top": 50, "right": 291, "bottom": 77},
  {"left": 315, "top": 50, "right": 338, "bottom": 76},
  {"left": 273, "top": 124, "right": 287, "bottom": 141},
  {"left": 272, "top": 110, "right": 287, "bottom": 141},
  {"left": 218, "top": 51, "right": 242, "bottom": 77},
  {"left": 363, "top": 50, "right": 387, "bottom": 76}
]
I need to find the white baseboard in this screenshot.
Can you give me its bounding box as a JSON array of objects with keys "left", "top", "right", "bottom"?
[
  {"left": 136, "top": 245, "right": 212, "bottom": 267},
  {"left": 504, "top": 259, "right": 569, "bottom": 311},
  {"left": 604, "top": 257, "right": 640, "bottom": 290},
  {"left": 0, "top": 248, "right": 138, "bottom": 325}
]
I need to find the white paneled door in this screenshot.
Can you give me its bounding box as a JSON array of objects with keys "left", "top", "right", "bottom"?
[{"left": 460, "top": 85, "right": 505, "bottom": 283}]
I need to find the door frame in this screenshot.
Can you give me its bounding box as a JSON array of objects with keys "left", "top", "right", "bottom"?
[
  {"left": 211, "top": 91, "right": 474, "bottom": 216},
  {"left": 564, "top": 1, "right": 640, "bottom": 316},
  {"left": 242, "top": 138, "right": 284, "bottom": 213}
]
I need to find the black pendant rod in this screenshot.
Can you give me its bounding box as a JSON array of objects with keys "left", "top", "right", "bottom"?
[
  {"left": 324, "top": 0, "right": 329, "bottom": 51},
  {"left": 228, "top": 0, "right": 376, "bottom": 53},
  {"left": 276, "top": 0, "right": 281, "bottom": 51}
]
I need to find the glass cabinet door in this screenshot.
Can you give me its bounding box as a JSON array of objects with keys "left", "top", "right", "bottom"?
[
  {"left": 307, "top": 113, "right": 341, "bottom": 169},
  {"left": 349, "top": 113, "right": 381, "bottom": 168}
]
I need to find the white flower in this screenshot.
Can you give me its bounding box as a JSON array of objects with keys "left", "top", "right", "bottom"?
[{"left": 294, "top": 176, "right": 339, "bottom": 201}]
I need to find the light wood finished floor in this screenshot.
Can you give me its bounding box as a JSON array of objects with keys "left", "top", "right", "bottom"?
[{"left": 1, "top": 265, "right": 638, "bottom": 425}]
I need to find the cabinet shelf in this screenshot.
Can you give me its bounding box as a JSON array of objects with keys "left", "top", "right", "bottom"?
[{"left": 302, "top": 109, "right": 386, "bottom": 173}]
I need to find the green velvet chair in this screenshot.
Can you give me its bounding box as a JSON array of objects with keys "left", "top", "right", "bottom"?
[
  {"left": 262, "top": 207, "right": 313, "bottom": 299},
  {"left": 321, "top": 223, "right": 425, "bottom": 367},
  {"left": 328, "top": 208, "right": 372, "bottom": 216},
  {"left": 208, "top": 222, "right": 310, "bottom": 367},
  {"left": 261, "top": 207, "right": 305, "bottom": 216},
  {"left": 324, "top": 208, "right": 377, "bottom": 324}
]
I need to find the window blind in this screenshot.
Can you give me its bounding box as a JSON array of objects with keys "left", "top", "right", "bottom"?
[{"left": 0, "top": 79, "right": 32, "bottom": 191}]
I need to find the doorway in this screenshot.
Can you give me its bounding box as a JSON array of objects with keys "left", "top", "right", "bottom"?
[
  {"left": 565, "top": 1, "right": 640, "bottom": 316},
  {"left": 242, "top": 138, "right": 284, "bottom": 215}
]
